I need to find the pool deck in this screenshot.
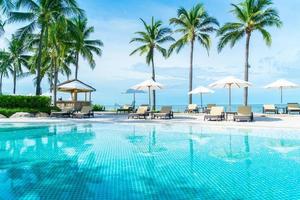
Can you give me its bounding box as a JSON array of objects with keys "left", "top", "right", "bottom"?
[{"left": 0, "top": 112, "right": 300, "bottom": 131}]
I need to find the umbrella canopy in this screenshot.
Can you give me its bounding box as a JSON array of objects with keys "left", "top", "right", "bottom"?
[
  {"left": 131, "top": 79, "right": 163, "bottom": 111},
  {"left": 264, "top": 79, "right": 299, "bottom": 104},
  {"left": 209, "top": 76, "right": 252, "bottom": 111},
  {"left": 209, "top": 76, "right": 252, "bottom": 89},
  {"left": 188, "top": 86, "right": 214, "bottom": 107},
  {"left": 131, "top": 79, "right": 163, "bottom": 90}
]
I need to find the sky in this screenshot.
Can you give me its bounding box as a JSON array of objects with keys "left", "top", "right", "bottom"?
[{"left": 1, "top": 0, "right": 300, "bottom": 106}]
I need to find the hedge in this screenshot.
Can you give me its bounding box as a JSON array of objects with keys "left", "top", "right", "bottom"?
[
  {"left": 0, "top": 95, "right": 51, "bottom": 108},
  {"left": 0, "top": 95, "right": 55, "bottom": 117}
]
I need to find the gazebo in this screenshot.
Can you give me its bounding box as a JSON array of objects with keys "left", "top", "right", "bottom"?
[{"left": 56, "top": 79, "right": 96, "bottom": 110}]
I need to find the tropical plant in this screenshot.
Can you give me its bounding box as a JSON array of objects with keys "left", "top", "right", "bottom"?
[
  {"left": 169, "top": 3, "right": 219, "bottom": 104},
  {"left": 217, "top": 0, "right": 282, "bottom": 105},
  {"left": 47, "top": 17, "right": 73, "bottom": 106},
  {"left": 8, "top": 0, "right": 83, "bottom": 95},
  {"left": 0, "top": 51, "right": 11, "bottom": 94},
  {"left": 0, "top": 35, "right": 30, "bottom": 94},
  {"left": 130, "top": 17, "right": 174, "bottom": 110},
  {"left": 68, "top": 16, "right": 103, "bottom": 79},
  {"left": 0, "top": 0, "right": 13, "bottom": 14}
]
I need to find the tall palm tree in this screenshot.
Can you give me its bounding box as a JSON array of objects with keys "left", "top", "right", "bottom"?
[
  {"left": 217, "top": 0, "right": 282, "bottom": 105},
  {"left": 0, "top": 0, "right": 13, "bottom": 14},
  {"left": 130, "top": 17, "right": 174, "bottom": 110},
  {"left": 0, "top": 35, "right": 30, "bottom": 94},
  {"left": 169, "top": 3, "right": 219, "bottom": 104},
  {"left": 0, "top": 51, "right": 11, "bottom": 94},
  {"left": 48, "top": 17, "right": 73, "bottom": 106},
  {"left": 9, "top": 0, "right": 83, "bottom": 95},
  {"left": 68, "top": 17, "right": 103, "bottom": 79}
]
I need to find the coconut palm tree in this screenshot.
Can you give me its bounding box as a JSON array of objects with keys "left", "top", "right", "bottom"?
[
  {"left": 68, "top": 16, "right": 103, "bottom": 79},
  {"left": 0, "top": 35, "right": 30, "bottom": 94},
  {"left": 0, "top": 0, "right": 13, "bottom": 14},
  {"left": 130, "top": 17, "right": 174, "bottom": 110},
  {"left": 217, "top": 0, "right": 282, "bottom": 105},
  {"left": 48, "top": 17, "right": 73, "bottom": 106},
  {"left": 8, "top": 0, "right": 83, "bottom": 95},
  {"left": 169, "top": 3, "right": 219, "bottom": 104},
  {"left": 0, "top": 51, "right": 11, "bottom": 94}
]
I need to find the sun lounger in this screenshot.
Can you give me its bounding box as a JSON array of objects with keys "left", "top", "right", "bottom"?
[
  {"left": 234, "top": 106, "right": 253, "bottom": 122},
  {"left": 185, "top": 104, "right": 199, "bottom": 113},
  {"left": 204, "top": 106, "right": 225, "bottom": 121},
  {"left": 205, "top": 104, "right": 216, "bottom": 114},
  {"left": 73, "top": 106, "right": 94, "bottom": 118},
  {"left": 50, "top": 107, "right": 73, "bottom": 118},
  {"left": 128, "top": 106, "right": 149, "bottom": 119},
  {"left": 287, "top": 103, "right": 300, "bottom": 114},
  {"left": 117, "top": 104, "right": 134, "bottom": 114},
  {"left": 153, "top": 106, "right": 174, "bottom": 119},
  {"left": 263, "top": 104, "right": 278, "bottom": 114}
]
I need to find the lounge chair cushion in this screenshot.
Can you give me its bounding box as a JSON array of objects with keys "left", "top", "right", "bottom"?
[
  {"left": 264, "top": 104, "right": 276, "bottom": 110},
  {"left": 237, "top": 106, "right": 252, "bottom": 116}
]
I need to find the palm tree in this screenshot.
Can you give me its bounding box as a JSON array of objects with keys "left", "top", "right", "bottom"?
[
  {"left": 0, "top": 0, "right": 13, "bottom": 14},
  {"left": 130, "top": 17, "right": 174, "bottom": 110},
  {"left": 9, "top": 0, "right": 83, "bottom": 95},
  {"left": 0, "top": 35, "right": 30, "bottom": 94},
  {"left": 48, "top": 17, "right": 73, "bottom": 106},
  {"left": 169, "top": 3, "right": 219, "bottom": 104},
  {"left": 0, "top": 51, "right": 11, "bottom": 94},
  {"left": 68, "top": 16, "right": 103, "bottom": 80},
  {"left": 217, "top": 0, "right": 282, "bottom": 105}
]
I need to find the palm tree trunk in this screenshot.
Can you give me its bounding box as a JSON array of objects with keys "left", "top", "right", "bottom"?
[
  {"left": 75, "top": 52, "right": 79, "bottom": 79},
  {"left": 35, "top": 25, "right": 45, "bottom": 95},
  {"left": 13, "top": 66, "right": 16, "bottom": 94},
  {"left": 49, "top": 63, "right": 54, "bottom": 93},
  {"left": 0, "top": 73, "right": 3, "bottom": 95},
  {"left": 53, "top": 62, "right": 58, "bottom": 107},
  {"left": 244, "top": 33, "right": 251, "bottom": 106},
  {"left": 151, "top": 56, "right": 156, "bottom": 111},
  {"left": 189, "top": 40, "right": 194, "bottom": 104}
]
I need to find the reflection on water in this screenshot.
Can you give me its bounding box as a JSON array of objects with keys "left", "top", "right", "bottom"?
[{"left": 0, "top": 123, "right": 300, "bottom": 199}]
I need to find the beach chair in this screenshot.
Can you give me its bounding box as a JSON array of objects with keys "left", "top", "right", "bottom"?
[
  {"left": 205, "top": 104, "right": 216, "bottom": 114},
  {"left": 50, "top": 107, "right": 73, "bottom": 118},
  {"left": 263, "top": 104, "right": 278, "bottom": 114},
  {"left": 128, "top": 106, "right": 149, "bottom": 119},
  {"left": 185, "top": 104, "right": 199, "bottom": 113},
  {"left": 153, "top": 106, "right": 174, "bottom": 119},
  {"left": 204, "top": 106, "right": 225, "bottom": 121},
  {"left": 287, "top": 103, "right": 300, "bottom": 114},
  {"left": 234, "top": 106, "right": 253, "bottom": 122},
  {"left": 117, "top": 104, "right": 133, "bottom": 114},
  {"left": 73, "top": 106, "right": 94, "bottom": 118}
]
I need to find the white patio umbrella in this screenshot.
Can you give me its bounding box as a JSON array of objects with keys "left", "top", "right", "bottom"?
[
  {"left": 124, "top": 89, "right": 145, "bottom": 108},
  {"left": 209, "top": 76, "right": 252, "bottom": 111},
  {"left": 131, "top": 79, "right": 163, "bottom": 110},
  {"left": 264, "top": 79, "right": 299, "bottom": 104},
  {"left": 188, "top": 86, "right": 214, "bottom": 107}
]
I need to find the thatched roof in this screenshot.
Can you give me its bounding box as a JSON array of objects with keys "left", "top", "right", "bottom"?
[{"left": 57, "top": 79, "right": 96, "bottom": 93}]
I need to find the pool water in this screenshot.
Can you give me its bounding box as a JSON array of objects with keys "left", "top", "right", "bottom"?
[{"left": 0, "top": 123, "right": 300, "bottom": 199}]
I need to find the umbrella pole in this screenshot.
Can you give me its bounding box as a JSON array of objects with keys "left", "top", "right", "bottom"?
[
  {"left": 280, "top": 87, "right": 283, "bottom": 104},
  {"left": 229, "top": 85, "right": 232, "bottom": 112},
  {"left": 133, "top": 93, "right": 136, "bottom": 108},
  {"left": 148, "top": 87, "right": 151, "bottom": 111},
  {"left": 200, "top": 93, "right": 203, "bottom": 108}
]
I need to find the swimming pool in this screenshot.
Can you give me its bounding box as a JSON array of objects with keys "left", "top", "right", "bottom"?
[{"left": 0, "top": 123, "right": 299, "bottom": 199}]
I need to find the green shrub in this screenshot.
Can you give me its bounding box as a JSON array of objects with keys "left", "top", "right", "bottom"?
[
  {"left": 92, "top": 104, "right": 105, "bottom": 111},
  {"left": 0, "top": 95, "right": 53, "bottom": 117},
  {"left": 0, "top": 95, "right": 51, "bottom": 108}
]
